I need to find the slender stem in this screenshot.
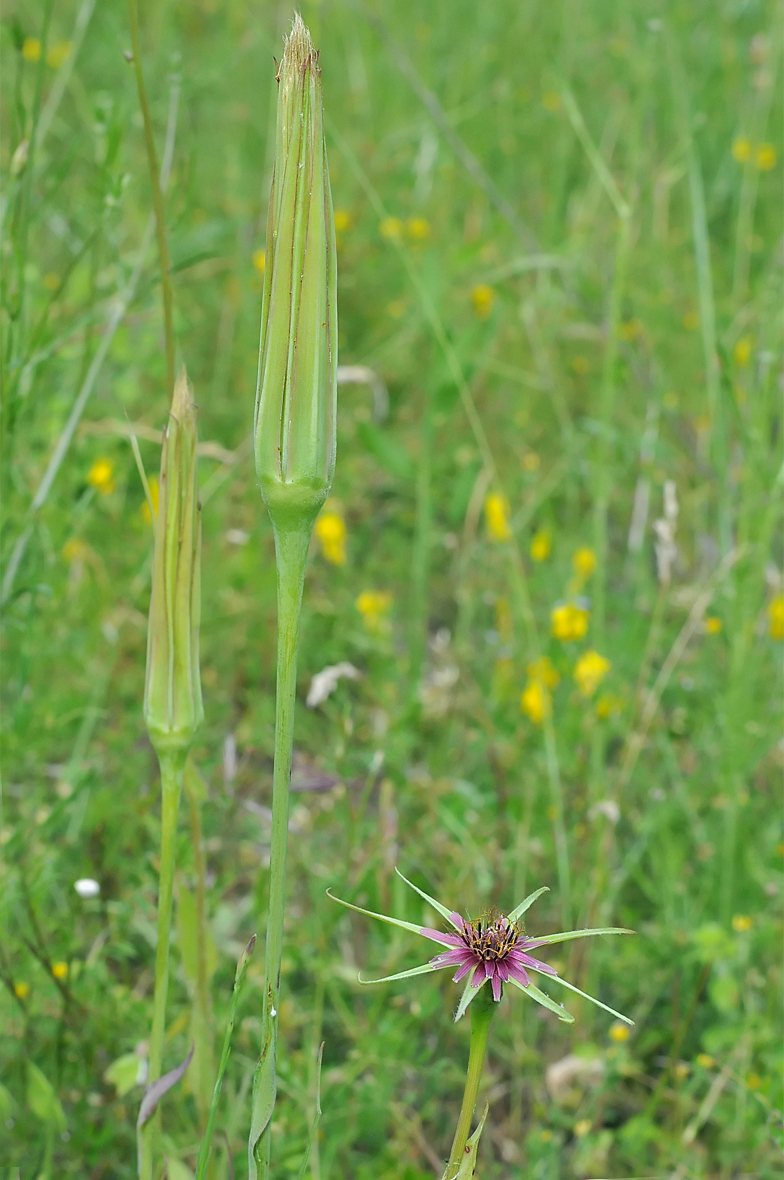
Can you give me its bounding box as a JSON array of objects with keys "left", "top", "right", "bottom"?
[
  {"left": 127, "top": 0, "right": 176, "bottom": 399},
  {"left": 138, "top": 746, "right": 186, "bottom": 1180},
  {"left": 445, "top": 986, "right": 495, "bottom": 1179},
  {"left": 184, "top": 761, "right": 214, "bottom": 1138},
  {"left": 409, "top": 383, "right": 433, "bottom": 687},
  {"left": 252, "top": 522, "right": 311, "bottom": 1179}
]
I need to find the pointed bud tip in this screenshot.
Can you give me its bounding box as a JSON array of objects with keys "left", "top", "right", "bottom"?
[
  {"left": 172, "top": 366, "right": 194, "bottom": 419},
  {"left": 283, "top": 12, "right": 316, "bottom": 72}
]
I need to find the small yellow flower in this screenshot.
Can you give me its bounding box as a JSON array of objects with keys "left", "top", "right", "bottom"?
[
  {"left": 22, "top": 37, "right": 42, "bottom": 62},
  {"left": 530, "top": 531, "right": 551, "bottom": 562},
  {"left": 732, "top": 137, "right": 752, "bottom": 163},
  {"left": 333, "top": 209, "right": 352, "bottom": 233},
  {"left": 768, "top": 596, "right": 784, "bottom": 640},
  {"left": 46, "top": 41, "right": 71, "bottom": 68},
  {"left": 540, "top": 1129, "right": 553, "bottom": 1143},
  {"left": 356, "top": 590, "right": 392, "bottom": 631},
  {"left": 756, "top": 143, "right": 776, "bottom": 171},
  {"left": 15, "top": 982, "right": 31, "bottom": 999},
  {"left": 704, "top": 616, "right": 722, "bottom": 635},
  {"left": 52, "top": 961, "right": 69, "bottom": 980},
  {"left": 746, "top": 1073, "right": 761, "bottom": 1090},
  {"left": 522, "top": 451, "right": 540, "bottom": 471},
  {"left": 574, "top": 650, "right": 610, "bottom": 697},
  {"left": 696, "top": 1053, "right": 715, "bottom": 1069},
  {"left": 683, "top": 311, "right": 700, "bottom": 330},
  {"left": 733, "top": 337, "right": 752, "bottom": 366},
  {"left": 609, "top": 1021, "right": 630, "bottom": 1043},
  {"left": 732, "top": 914, "right": 753, "bottom": 933},
  {"left": 542, "top": 91, "right": 561, "bottom": 111},
  {"left": 521, "top": 679, "right": 549, "bottom": 725},
  {"left": 572, "top": 547, "right": 596, "bottom": 580},
  {"left": 406, "top": 217, "right": 430, "bottom": 241},
  {"left": 574, "top": 1119, "right": 592, "bottom": 1137},
  {"left": 252, "top": 249, "right": 266, "bottom": 274},
  {"left": 87, "top": 458, "right": 115, "bottom": 495},
  {"left": 379, "top": 216, "right": 403, "bottom": 239},
  {"left": 551, "top": 603, "right": 589, "bottom": 642},
  {"left": 471, "top": 284, "right": 496, "bottom": 320},
  {"left": 527, "top": 656, "right": 559, "bottom": 690},
  {"left": 673, "top": 1062, "right": 690, "bottom": 1081},
  {"left": 314, "top": 512, "right": 347, "bottom": 565},
  {"left": 484, "top": 493, "right": 512, "bottom": 542},
  {"left": 571, "top": 355, "right": 589, "bottom": 374},
  {"left": 141, "top": 475, "right": 160, "bottom": 523},
  {"left": 62, "top": 538, "right": 89, "bottom": 563}
]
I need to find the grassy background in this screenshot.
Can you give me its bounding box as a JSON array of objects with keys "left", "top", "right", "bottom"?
[{"left": 1, "top": 0, "right": 782, "bottom": 1177}]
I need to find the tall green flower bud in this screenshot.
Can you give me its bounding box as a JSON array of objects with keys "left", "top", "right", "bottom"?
[
  {"left": 144, "top": 366, "right": 203, "bottom": 757},
  {"left": 254, "top": 13, "right": 337, "bottom": 533}
]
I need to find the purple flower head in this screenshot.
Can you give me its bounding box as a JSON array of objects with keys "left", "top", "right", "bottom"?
[{"left": 328, "top": 871, "right": 634, "bottom": 1025}]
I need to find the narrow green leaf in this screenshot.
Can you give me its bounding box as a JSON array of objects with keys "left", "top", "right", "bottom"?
[
  {"left": 447, "top": 1102, "right": 489, "bottom": 1180},
  {"left": 326, "top": 889, "right": 425, "bottom": 937},
  {"left": 507, "top": 886, "right": 549, "bottom": 923},
  {"left": 395, "top": 868, "right": 460, "bottom": 928},
  {"left": 531, "top": 926, "right": 633, "bottom": 947},
  {"left": 359, "top": 961, "right": 443, "bottom": 986},
  {"left": 454, "top": 971, "right": 485, "bottom": 1022},
  {"left": 537, "top": 970, "right": 634, "bottom": 1025},
  {"left": 507, "top": 976, "right": 574, "bottom": 1022}
]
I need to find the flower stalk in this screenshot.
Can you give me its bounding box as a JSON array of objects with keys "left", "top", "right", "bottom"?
[
  {"left": 138, "top": 368, "right": 203, "bottom": 1180},
  {"left": 444, "top": 983, "right": 495, "bottom": 1179},
  {"left": 248, "top": 16, "right": 336, "bottom": 1178}
]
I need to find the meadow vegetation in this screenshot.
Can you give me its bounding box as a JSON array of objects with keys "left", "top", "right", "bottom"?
[{"left": 1, "top": 1, "right": 782, "bottom": 1177}]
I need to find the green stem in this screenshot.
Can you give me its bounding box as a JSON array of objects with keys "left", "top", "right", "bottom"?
[
  {"left": 127, "top": 0, "right": 176, "bottom": 399},
  {"left": 252, "top": 521, "right": 311, "bottom": 1179},
  {"left": 410, "top": 384, "right": 433, "bottom": 687},
  {"left": 184, "top": 761, "right": 214, "bottom": 1139},
  {"left": 138, "top": 746, "right": 186, "bottom": 1180},
  {"left": 445, "top": 986, "right": 495, "bottom": 1179}
]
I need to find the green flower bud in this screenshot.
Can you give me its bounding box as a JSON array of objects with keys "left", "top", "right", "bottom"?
[
  {"left": 254, "top": 15, "right": 337, "bottom": 531},
  {"left": 144, "top": 367, "right": 203, "bottom": 755}
]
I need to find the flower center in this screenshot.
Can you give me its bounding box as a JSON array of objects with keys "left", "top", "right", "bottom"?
[{"left": 463, "top": 912, "right": 521, "bottom": 961}]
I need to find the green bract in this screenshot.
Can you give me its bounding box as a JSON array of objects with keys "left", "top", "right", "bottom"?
[
  {"left": 144, "top": 367, "right": 203, "bottom": 755},
  {"left": 254, "top": 14, "right": 337, "bottom": 531}
]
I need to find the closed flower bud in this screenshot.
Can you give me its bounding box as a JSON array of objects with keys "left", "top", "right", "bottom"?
[
  {"left": 144, "top": 368, "right": 203, "bottom": 755},
  {"left": 254, "top": 15, "right": 337, "bottom": 530}
]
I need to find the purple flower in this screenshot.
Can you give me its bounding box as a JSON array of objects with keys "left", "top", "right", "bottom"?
[{"left": 328, "top": 872, "right": 633, "bottom": 1024}]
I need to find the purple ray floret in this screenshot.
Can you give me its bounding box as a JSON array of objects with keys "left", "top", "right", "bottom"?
[{"left": 429, "top": 911, "right": 558, "bottom": 1001}]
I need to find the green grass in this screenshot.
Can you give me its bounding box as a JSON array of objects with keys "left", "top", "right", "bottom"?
[{"left": 1, "top": 1, "right": 782, "bottom": 1177}]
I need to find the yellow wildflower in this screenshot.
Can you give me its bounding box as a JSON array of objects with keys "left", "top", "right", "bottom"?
[
  {"left": 46, "top": 41, "right": 71, "bottom": 68},
  {"left": 540, "top": 1129, "right": 553, "bottom": 1143},
  {"left": 484, "top": 493, "right": 512, "bottom": 542},
  {"left": 333, "top": 209, "right": 352, "bottom": 233},
  {"left": 732, "top": 137, "right": 752, "bottom": 162},
  {"left": 141, "top": 476, "right": 160, "bottom": 523},
  {"left": 52, "top": 961, "right": 69, "bottom": 980},
  {"left": 732, "top": 914, "right": 752, "bottom": 933},
  {"left": 406, "top": 217, "right": 430, "bottom": 240},
  {"left": 15, "top": 982, "right": 31, "bottom": 999},
  {"left": 572, "top": 547, "right": 596, "bottom": 579},
  {"left": 574, "top": 1119, "right": 592, "bottom": 1137},
  {"left": 356, "top": 590, "right": 392, "bottom": 631},
  {"left": 756, "top": 143, "right": 776, "bottom": 171},
  {"left": 704, "top": 616, "right": 722, "bottom": 635},
  {"left": 87, "top": 458, "right": 115, "bottom": 495},
  {"left": 733, "top": 337, "right": 752, "bottom": 365},
  {"left": 62, "top": 538, "right": 89, "bottom": 563},
  {"left": 542, "top": 91, "right": 561, "bottom": 111},
  {"left": 379, "top": 216, "right": 403, "bottom": 239},
  {"left": 527, "top": 656, "right": 559, "bottom": 689},
  {"left": 471, "top": 284, "right": 496, "bottom": 320},
  {"left": 673, "top": 1062, "right": 690, "bottom": 1081},
  {"left": 314, "top": 512, "right": 346, "bottom": 565},
  {"left": 521, "top": 678, "right": 549, "bottom": 725},
  {"left": 609, "top": 1021, "right": 630, "bottom": 1043},
  {"left": 683, "top": 311, "right": 700, "bottom": 330},
  {"left": 768, "top": 596, "right": 784, "bottom": 640},
  {"left": 574, "top": 650, "right": 610, "bottom": 697},
  {"left": 252, "top": 249, "right": 266, "bottom": 274},
  {"left": 551, "top": 602, "right": 589, "bottom": 641},
  {"left": 530, "top": 531, "right": 551, "bottom": 562},
  {"left": 746, "top": 1073, "right": 761, "bottom": 1090},
  {"left": 22, "top": 37, "right": 41, "bottom": 62},
  {"left": 696, "top": 1054, "right": 715, "bottom": 1069}
]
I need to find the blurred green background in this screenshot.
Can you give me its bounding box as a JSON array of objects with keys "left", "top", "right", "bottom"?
[{"left": 1, "top": 1, "right": 782, "bottom": 1176}]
